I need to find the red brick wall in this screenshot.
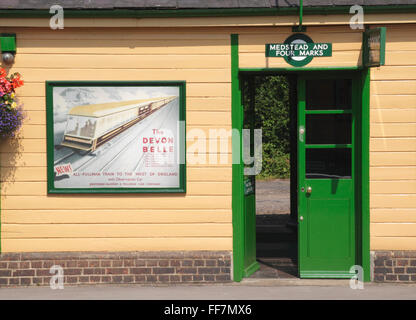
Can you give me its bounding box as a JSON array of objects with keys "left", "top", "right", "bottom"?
[
  {"left": 0, "top": 251, "right": 232, "bottom": 287},
  {"left": 373, "top": 251, "right": 416, "bottom": 282}
]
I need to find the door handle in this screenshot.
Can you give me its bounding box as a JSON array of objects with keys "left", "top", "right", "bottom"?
[
  {"left": 306, "top": 186, "right": 312, "bottom": 194},
  {"left": 299, "top": 126, "right": 305, "bottom": 143}
]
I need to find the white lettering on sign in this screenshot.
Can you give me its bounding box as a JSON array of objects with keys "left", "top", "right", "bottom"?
[
  {"left": 299, "top": 50, "right": 324, "bottom": 56},
  {"left": 313, "top": 44, "right": 328, "bottom": 50}
]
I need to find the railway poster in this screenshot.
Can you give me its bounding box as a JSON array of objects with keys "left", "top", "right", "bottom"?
[{"left": 46, "top": 81, "right": 186, "bottom": 193}]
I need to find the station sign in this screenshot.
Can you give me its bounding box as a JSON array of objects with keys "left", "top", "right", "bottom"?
[
  {"left": 266, "top": 33, "right": 332, "bottom": 67},
  {"left": 363, "top": 27, "right": 386, "bottom": 67}
]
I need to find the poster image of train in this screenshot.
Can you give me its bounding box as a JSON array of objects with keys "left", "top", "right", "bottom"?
[{"left": 48, "top": 84, "right": 183, "bottom": 192}]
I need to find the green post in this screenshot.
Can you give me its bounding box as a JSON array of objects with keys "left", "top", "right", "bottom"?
[
  {"left": 231, "top": 34, "right": 244, "bottom": 282},
  {"left": 300, "top": 0, "right": 303, "bottom": 28},
  {"left": 361, "top": 68, "right": 371, "bottom": 282}
]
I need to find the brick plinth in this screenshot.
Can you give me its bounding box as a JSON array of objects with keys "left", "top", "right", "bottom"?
[
  {"left": 0, "top": 251, "right": 232, "bottom": 287},
  {"left": 372, "top": 251, "right": 416, "bottom": 283}
]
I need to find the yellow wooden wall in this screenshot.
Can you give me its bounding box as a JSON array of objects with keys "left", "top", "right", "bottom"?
[
  {"left": 0, "top": 27, "right": 233, "bottom": 252},
  {"left": 0, "top": 18, "right": 415, "bottom": 253},
  {"left": 370, "top": 24, "right": 416, "bottom": 250}
]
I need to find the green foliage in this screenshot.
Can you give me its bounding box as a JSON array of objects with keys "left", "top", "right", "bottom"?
[
  {"left": 243, "top": 75, "right": 291, "bottom": 179},
  {"left": 258, "top": 145, "right": 290, "bottom": 179}
]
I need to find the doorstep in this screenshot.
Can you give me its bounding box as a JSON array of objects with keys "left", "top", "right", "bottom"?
[{"left": 238, "top": 278, "right": 352, "bottom": 287}]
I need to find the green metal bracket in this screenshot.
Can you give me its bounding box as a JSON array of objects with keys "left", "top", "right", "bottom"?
[
  {"left": 292, "top": 0, "right": 307, "bottom": 32},
  {"left": 0, "top": 33, "right": 16, "bottom": 53},
  {"left": 292, "top": 25, "right": 307, "bottom": 32}
]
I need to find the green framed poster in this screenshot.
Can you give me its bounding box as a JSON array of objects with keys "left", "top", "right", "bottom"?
[{"left": 46, "top": 81, "right": 186, "bottom": 194}]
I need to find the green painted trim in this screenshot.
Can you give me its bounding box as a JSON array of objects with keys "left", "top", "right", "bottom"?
[
  {"left": 305, "top": 144, "right": 352, "bottom": 149},
  {"left": 244, "top": 261, "right": 260, "bottom": 278},
  {"left": 297, "top": 76, "right": 306, "bottom": 279},
  {"left": 45, "top": 80, "right": 186, "bottom": 194},
  {"left": 379, "top": 27, "right": 386, "bottom": 66},
  {"left": 1, "top": 5, "right": 416, "bottom": 18},
  {"left": 231, "top": 34, "right": 244, "bottom": 282},
  {"left": 240, "top": 67, "right": 362, "bottom": 75},
  {"left": 305, "top": 110, "right": 352, "bottom": 114},
  {"left": 300, "top": 271, "right": 355, "bottom": 278},
  {"left": 360, "top": 68, "right": 371, "bottom": 282}
]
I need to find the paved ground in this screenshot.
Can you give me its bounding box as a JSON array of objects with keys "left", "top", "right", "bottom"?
[
  {"left": 256, "top": 179, "right": 290, "bottom": 215},
  {"left": 254, "top": 179, "right": 297, "bottom": 278},
  {"left": 0, "top": 281, "right": 415, "bottom": 300}
]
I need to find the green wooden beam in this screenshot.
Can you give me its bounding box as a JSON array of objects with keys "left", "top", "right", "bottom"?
[
  {"left": 231, "top": 33, "right": 245, "bottom": 282},
  {"left": 0, "top": 5, "right": 416, "bottom": 18},
  {"left": 361, "top": 68, "right": 371, "bottom": 282}
]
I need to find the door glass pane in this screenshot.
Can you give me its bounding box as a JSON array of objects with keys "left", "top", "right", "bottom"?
[
  {"left": 306, "top": 148, "right": 351, "bottom": 179},
  {"left": 306, "top": 114, "right": 352, "bottom": 145},
  {"left": 306, "top": 79, "right": 352, "bottom": 110}
]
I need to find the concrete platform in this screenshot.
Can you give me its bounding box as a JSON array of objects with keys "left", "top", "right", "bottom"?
[{"left": 1, "top": 282, "right": 416, "bottom": 300}]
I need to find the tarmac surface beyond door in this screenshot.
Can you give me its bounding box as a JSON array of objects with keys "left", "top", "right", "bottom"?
[{"left": 254, "top": 179, "right": 297, "bottom": 279}]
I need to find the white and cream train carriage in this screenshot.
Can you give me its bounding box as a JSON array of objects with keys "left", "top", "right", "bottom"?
[{"left": 60, "top": 96, "right": 177, "bottom": 152}]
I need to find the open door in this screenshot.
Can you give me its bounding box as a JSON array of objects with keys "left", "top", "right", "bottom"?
[
  {"left": 243, "top": 175, "right": 258, "bottom": 276},
  {"left": 297, "top": 73, "right": 359, "bottom": 278},
  {"left": 242, "top": 76, "right": 259, "bottom": 277}
]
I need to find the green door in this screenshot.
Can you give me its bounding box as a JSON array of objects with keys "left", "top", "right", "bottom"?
[
  {"left": 244, "top": 175, "right": 258, "bottom": 276},
  {"left": 298, "top": 73, "right": 358, "bottom": 278},
  {"left": 242, "top": 76, "right": 259, "bottom": 277}
]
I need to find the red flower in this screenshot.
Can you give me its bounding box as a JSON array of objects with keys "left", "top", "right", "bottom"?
[
  {"left": 0, "top": 68, "right": 6, "bottom": 78},
  {"left": 11, "top": 74, "right": 23, "bottom": 89},
  {"left": 0, "top": 78, "right": 12, "bottom": 93}
]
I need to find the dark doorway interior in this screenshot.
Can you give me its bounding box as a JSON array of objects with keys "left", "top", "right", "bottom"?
[{"left": 242, "top": 74, "right": 298, "bottom": 278}]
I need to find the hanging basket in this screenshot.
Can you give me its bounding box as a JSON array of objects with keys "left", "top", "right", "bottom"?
[{"left": 0, "top": 68, "right": 24, "bottom": 138}]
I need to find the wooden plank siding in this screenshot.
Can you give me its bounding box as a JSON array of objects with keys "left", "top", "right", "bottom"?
[
  {"left": 370, "top": 24, "right": 416, "bottom": 250},
  {"left": 0, "top": 27, "right": 233, "bottom": 252},
  {"left": 1, "top": 20, "right": 416, "bottom": 254}
]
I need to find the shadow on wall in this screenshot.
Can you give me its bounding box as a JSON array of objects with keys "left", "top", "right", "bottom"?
[
  {"left": 0, "top": 136, "right": 22, "bottom": 195},
  {"left": 0, "top": 61, "right": 26, "bottom": 195}
]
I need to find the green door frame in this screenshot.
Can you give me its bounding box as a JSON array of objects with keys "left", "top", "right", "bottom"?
[{"left": 231, "top": 34, "right": 370, "bottom": 282}]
